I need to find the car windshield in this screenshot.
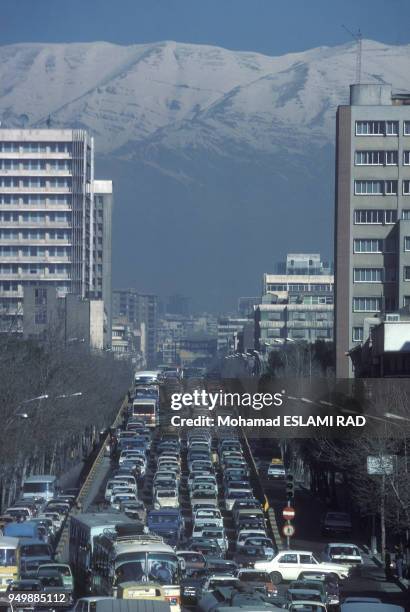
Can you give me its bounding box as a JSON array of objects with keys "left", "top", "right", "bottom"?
[
  {"left": 329, "top": 546, "right": 359, "bottom": 555},
  {"left": 150, "top": 514, "right": 178, "bottom": 524},
  {"left": 115, "top": 553, "right": 178, "bottom": 585},
  {"left": 0, "top": 549, "right": 16, "bottom": 566}
]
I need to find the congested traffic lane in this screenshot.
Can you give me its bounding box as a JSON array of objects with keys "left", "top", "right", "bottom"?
[{"left": 261, "top": 467, "right": 409, "bottom": 609}]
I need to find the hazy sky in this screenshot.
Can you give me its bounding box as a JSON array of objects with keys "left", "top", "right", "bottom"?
[{"left": 2, "top": 0, "right": 410, "bottom": 55}]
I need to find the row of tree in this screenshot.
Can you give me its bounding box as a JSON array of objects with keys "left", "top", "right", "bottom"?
[
  {"left": 264, "top": 341, "right": 410, "bottom": 553},
  {"left": 0, "top": 334, "right": 132, "bottom": 510}
]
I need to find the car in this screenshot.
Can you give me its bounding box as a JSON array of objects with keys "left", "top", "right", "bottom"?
[
  {"left": 267, "top": 461, "right": 286, "bottom": 479},
  {"left": 180, "top": 569, "right": 208, "bottom": 605},
  {"left": 236, "top": 529, "right": 267, "bottom": 549},
  {"left": 192, "top": 526, "right": 228, "bottom": 553},
  {"left": 104, "top": 479, "right": 129, "bottom": 501},
  {"left": 200, "top": 574, "right": 240, "bottom": 597},
  {"left": 177, "top": 551, "right": 206, "bottom": 574},
  {"left": 234, "top": 545, "right": 276, "bottom": 567},
  {"left": 322, "top": 543, "right": 363, "bottom": 567},
  {"left": 188, "top": 538, "right": 224, "bottom": 558},
  {"left": 288, "top": 602, "right": 327, "bottom": 612},
  {"left": 254, "top": 550, "right": 351, "bottom": 584},
  {"left": 321, "top": 511, "right": 352, "bottom": 536},
  {"left": 36, "top": 563, "right": 74, "bottom": 590},
  {"left": 286, "top": 580, "right": 327, "bottom": 605},
  {"left": 225, "top": 489, "right": 254, "bottom": 511},
  {"left": 193, "top": 508, "right": 223, "bottom": 529},
  {"left": 205, "top": 558, "right": 238, "bottom": 575},
  {"left": 297, "top": 570, "right": 340, "bottom": 607},
  {"left": 154, "top": 488, "right": 179, "bottom": 510},
  {"left": 39, "top": 570, "right": 73, "bottom": 605},
  {"left": 119, "top": 500, "right": 146, "bottom": 523},
  {"left": 110, "top": 492, "right": 137, "bottom": 510},
  {"left": 236, "top": 569, "right": 278, "bottom": 598}
]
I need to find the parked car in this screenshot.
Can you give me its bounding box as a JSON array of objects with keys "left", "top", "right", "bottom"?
[{"left": 321, "top": 511, "right": 352, "bottom": 536}]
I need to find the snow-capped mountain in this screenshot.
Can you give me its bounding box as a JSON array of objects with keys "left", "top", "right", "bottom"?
[{"left": 1, "top": 40, "right": 409, "bottom": 308}]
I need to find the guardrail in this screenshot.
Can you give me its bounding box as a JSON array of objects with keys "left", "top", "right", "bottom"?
[
  {"left": 54, "top": 392, "right": 129, "bottom": 561},
  {"left": 240, "top": 427, "right": 284, "bottom": 551}
]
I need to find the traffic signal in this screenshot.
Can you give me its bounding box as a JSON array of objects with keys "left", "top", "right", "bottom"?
[{"left": 286, "top": 473, "right": 295, "bottom": 501}]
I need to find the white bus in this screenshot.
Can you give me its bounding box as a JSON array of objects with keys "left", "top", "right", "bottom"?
[
  {"left": 22, "top": 475, "right": 57, "bottom": 502},
  {"left": 92, "top": 528, "right": 181, "bottom": 612}
]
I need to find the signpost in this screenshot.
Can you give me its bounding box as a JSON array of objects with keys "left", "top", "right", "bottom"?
[
  {"left": 282, "top": 523, "right": 295, "bottom": 537},
  {"left": 282, "top": 506, "right": 295, "bottom": 521},
  {"left": 282, "top": 505, "right": 296, "bottom": 548}
]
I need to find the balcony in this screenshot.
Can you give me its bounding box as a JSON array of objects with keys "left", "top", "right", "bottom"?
[
  {"left": 0, "top": 187, "right": 71, "bottom": 194},
  {"left": 0, "top": 169, "right": 71, "bottom": 177}
]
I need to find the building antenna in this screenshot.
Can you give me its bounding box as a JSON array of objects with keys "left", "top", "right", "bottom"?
[{"left": 342, "top": 25, "right": 362, "bottom": 84}]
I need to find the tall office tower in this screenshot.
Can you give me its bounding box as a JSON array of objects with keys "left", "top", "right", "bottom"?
[
  {"left": 335, "top": 84, "right": 410, "bottom": 378},
  {"left": 0, "top": 129, "right": 94, "bottom": 333},
  {"left": 93, "top": 180, "right": 113, "bottom": 348},
  {"left": 112, "top": 289, "right": 158, "bottom": 366}
]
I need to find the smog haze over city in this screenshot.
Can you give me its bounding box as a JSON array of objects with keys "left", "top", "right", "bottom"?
[{"left": 1, "top": 0, "right": 409, "bottom": 310}]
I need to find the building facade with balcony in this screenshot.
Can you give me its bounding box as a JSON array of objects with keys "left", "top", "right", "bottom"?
[
  {"left": 255, "top": 254, "right": 334, "bottom": 350},
  {"left": 0, "top": 129, "right": 112, "bottom": 335}
]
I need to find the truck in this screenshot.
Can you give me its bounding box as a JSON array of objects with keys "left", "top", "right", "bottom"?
[
  {"left": 22, "top": 475, "right": 57, "bottom": 502},
  {"left": 147, "top": 510, "right": 185, "bottom": 547},
  {"left": 69, "top": 512, "right": 131, "bottom": 594}
]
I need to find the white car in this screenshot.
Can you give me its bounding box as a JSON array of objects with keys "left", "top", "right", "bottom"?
[
  {"left": 192, "top": 526, "right": 228, "bottom": 553},
  {"left": 193, "top": 508, "right": 223, "bottom": 529},
  {"left": 236, "top": 529, "right": 267, "bottom": 549},
  {"left": 254, "top": 550, "right": 350, "bottom": 584},
  {"left": 322, "top": 543, "right": 363, "bottom": 567},
  {"left": 154, "top": 488, "right": 179, "bottom": 509},
  {"left": 267, "top": 462, "right": 286, "bottom": 478}
]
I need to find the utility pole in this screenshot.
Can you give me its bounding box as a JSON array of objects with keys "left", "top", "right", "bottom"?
[{"left": 342, "top": 25, "right": 363, "bottom": 84}]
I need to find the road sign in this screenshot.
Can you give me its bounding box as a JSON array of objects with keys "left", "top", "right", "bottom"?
[
  {"left": 282, "top": 523, "right": 295, "bottom": 537},
  {"left": 282, "top": 506, "right": 295, "bottom": 520}
]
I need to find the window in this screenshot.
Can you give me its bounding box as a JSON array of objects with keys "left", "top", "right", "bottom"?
[
  {"left": 354, "top": 180, "right": 384, "bottom": 195},
  {"left": 404, "top": 237, "right": 410, "bottom": 251},
  {"left": 300, "top": 555, "right": 316, "bottom": 565},
  {"left": 386, "top": 121, "right": 399, "bottom": 136},
  {"left": 352, "top": 327, "right": 364, "bottom": 342},
  {"left": 34, "top": 309, "right": 47, "bottom": 325},
  {"left": 354, "top": 151, "right": 398, "bottom": 165},
  {"left": 34, "top": 288, "right": 47, "bottom": 306},
  {"left": 354, "top": 210, "right": 383, "bottom": 224},
  {"left": 404, "top": 296, "right": 410, "bottom": 307},
  {"left": 404, "top": 267, "right": 410, "bottom": 281},
  {"left": 403, "top": 180, "right": 410, "bottom": 195},
  {"left": 385, "top": 180, "right": 398, "bottom": 195},
  {"left": 404, "top": 151, "right": 410, "bottom": 165},
  {"left": 402, "top": 210, "right": 410, "bottom": 220},
  {"left": 291, "top": 329, "right": 306, "bottom": 339},
  {"left": 354, "top": 268, "right": 383, "bottom": 282},
  {"left": 404, "top": 121, "right": 410, "bottom": 135},
  {"left": 356, "top": 121, "right": 384, "bottom": 135},
  {"left": 353, "top": 297, "right": 381, "bottom": 312},
  {"left": 385, "top": 210, "right": 397, "bottom": 224},
  {"left": 278, "top": 554, "right": 298, "bottom": 564},
  {"left": 385, "top": 150, "right": 398, "bottom": 165},
  {"left": 354, "top": 239, "right": 382, "bottom": 253}
]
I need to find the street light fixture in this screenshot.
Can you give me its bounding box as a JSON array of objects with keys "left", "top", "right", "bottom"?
[
  {"left": 384, "top": 412, "right": 410, "bottom": 424},
  {"left": 5, "top": 391, "right": 83, "bottom": 430}
]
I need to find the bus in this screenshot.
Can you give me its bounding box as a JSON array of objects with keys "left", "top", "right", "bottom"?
[
  {"left": 69, "top": 512, "right": 131, "bottom": 594},
  {"left": 92, "top": 528, "right": 181, "bottom": 612},
  {"left": 131, "top": 399, "right": 158, "bottom": 428},
  {"left": 0, "top": 536, "right": 20, "bottom": 591}
]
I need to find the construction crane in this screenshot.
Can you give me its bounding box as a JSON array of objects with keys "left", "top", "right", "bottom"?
[{"left": 342, "top": 25, "right": 363, "bottom": 84}]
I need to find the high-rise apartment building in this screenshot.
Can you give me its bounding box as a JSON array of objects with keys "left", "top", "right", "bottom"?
[
  {"left": 0, "top": 129, "right": 112, "bottom": 341},
  {"left": 112, "top": 289, "right": 158, "bottom": 366},
  {"left": 335, "top": 84, "right": 410, "bottom": 378},
  {"left": 93, "top": 180, "right": 113, "bottom": 348}
]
